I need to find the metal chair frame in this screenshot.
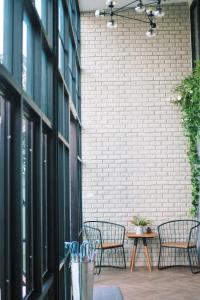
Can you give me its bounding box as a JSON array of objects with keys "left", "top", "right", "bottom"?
[
  {"left": 83, "top": 221, "right": 126, "bottom": 275},
  {"left": 158, "top": 219, "right": 200, "bottom": 274}
]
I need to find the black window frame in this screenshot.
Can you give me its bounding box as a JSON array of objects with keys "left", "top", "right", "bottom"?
[{"left": 0, "top": 0, "right": 82, "bottom": 299}]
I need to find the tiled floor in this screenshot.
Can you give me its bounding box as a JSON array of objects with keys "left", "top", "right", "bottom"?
[{"left": 94, "top": 267, "right": 200, "bottom": 300}]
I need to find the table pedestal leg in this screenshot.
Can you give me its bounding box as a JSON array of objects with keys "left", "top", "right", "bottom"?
[
  {"left": 142, "top": 238, "right": 151, "bottom": 272},
  {"left": 130, "top": 238, "right": 138, "bottom": 272}
]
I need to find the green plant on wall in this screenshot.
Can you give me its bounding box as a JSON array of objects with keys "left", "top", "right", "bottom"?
[{"left": 173, "top": 61, "right": 200, "bottom": 216}]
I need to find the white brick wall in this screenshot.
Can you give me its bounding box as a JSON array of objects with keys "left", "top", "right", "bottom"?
[{"left": 81, "top": 3, "right": 192, "bottom": 266}]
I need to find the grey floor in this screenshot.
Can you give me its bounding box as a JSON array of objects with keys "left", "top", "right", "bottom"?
[{"left": 94, "top": 267, "right": 200, "bottom": 300}]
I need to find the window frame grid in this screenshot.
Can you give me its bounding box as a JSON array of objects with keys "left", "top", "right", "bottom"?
[{"left": 0, "top": 0, "right": 82, "bottom": 299}]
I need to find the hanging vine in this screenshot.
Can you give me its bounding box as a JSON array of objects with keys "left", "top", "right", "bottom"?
[{"left": 173, "top": 61, "right": 200, "bottom": 216}]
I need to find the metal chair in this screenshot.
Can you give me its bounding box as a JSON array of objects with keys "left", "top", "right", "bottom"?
[
  {"left": 158, "top": 220, "right": 200, "bottom": 274},
  {"left": 83, "top": 221, "right": 126, "bottom": 274}
]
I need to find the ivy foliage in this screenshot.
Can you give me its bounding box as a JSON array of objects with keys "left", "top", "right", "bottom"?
[{"left": 173, "top": 61, "right": 200, "bottom": 216}]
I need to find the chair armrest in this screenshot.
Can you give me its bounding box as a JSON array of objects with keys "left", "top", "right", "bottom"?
[{"left": 188, "top": 223, "right": 200, "bottom": 247}]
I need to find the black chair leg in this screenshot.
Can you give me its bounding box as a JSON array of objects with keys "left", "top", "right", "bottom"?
[
  {"left": 158, "top": 246, "right": 164, "bottom": 270},
  {"left": 96, "top": 248, "right": 103, "bottom": 275},
  {"left": 122, "top": 246, "right": 126, "bottom": 269},
  {"left": 188, "top": 247, "right": 200, "bottom": 274}
]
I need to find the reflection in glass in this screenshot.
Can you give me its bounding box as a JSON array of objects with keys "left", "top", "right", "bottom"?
[
  {"left": 0, "top": 0, "right": 4, "bottom": 64},
  {"left": 41, "top": 51, "right": 48, "bottom": 115},
  {"left": 22, "top": 118, "right": 33, "bottom": 298},
  {"left": 42, "top": 133, "right": 48, "bottom": 275},
  {"left": 68, "top": 36, "right": 73, "bottom": 94},
  {"left": 58, "top": 0, "right": 65, "bottom": 74},
  {"left": 22, "top": 13, "right": 33, "bottom": 96},
  {"left": 35, "top": 0, "right": 47, "bottom": 31},
  {"left": 64, "top": 96, "right": 69, "bottom": 140},
  {"left": 22, "top": 118, "right": 28, "bottom": 298},
  {"left": 35, "top": 0, "right": 42, "bottom": 18},
  {"left": 0, "top": 0, "right": 12, "bottom": 71},
  {"left": 59, "top": 38, "right": 65, "bottom": 74}
]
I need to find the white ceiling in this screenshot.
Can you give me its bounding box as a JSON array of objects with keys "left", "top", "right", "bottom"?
[{"left": 78, "top": 0, "right": 189, "bottom": 12}]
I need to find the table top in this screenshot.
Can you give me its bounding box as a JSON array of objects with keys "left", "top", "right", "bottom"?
[{"left": 127, "top": 232, "right": 158, "bottom": 238}]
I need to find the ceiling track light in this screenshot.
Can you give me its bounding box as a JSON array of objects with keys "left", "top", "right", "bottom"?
[{"left": 95, "top": 0, "right": 165, "bottom": 37}]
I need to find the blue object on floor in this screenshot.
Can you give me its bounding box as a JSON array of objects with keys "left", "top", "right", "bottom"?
[{"left": 93, "top": 286, "right": 124, "bottom": 300}]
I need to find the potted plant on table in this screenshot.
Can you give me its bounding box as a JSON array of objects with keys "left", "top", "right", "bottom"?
[{"left": 130, "top": 216, "right": 152, "bottom": 235}]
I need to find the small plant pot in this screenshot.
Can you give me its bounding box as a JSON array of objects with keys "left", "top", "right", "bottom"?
[{"left": 135, "top": 226, "right": 144, "bottom": 235}]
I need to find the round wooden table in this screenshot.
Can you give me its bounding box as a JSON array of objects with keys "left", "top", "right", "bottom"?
[{"left": 127, "top": 232, "right": 158, "bottom": 272}]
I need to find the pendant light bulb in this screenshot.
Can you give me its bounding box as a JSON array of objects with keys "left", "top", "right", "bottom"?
[
  {"left": 154, "top": 7, "right": 165, "bottom": 18},
  {"left": 135, "top": 2, "right": 145, "bottom": 13},
  {"left": 146, "top": 8, "right": 155, "bottom": 17},
  {"left": 107, "top": 20, "right": 117, "bottom": 29},
  {"left": 106, "top": 0, "right": 116, "bottom": 7},
  {"left": 146, "top": 27, "right": 157, "bottom": 38},
  {"left": 95, "top": 10, "right": 101, "bottom": 17}
]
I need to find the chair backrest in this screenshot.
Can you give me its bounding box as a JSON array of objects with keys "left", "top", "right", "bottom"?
[
  {"left": 83, "top": 221, "right": 125, "bottom": 245},
  {"left": 158, "top": 220, "right": 200, "bottom": 245},
  {"left": 83, "top": 224, "right": 102, "bottom": 247}
]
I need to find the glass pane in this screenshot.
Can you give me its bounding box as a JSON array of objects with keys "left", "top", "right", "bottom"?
[
  {"left": 35, "top": 0, "right": 42, "bottom": 18},
  {"left": 42, "top": 133, "right": 48, "bottom": 275},
  {"left": 47, "top": 62, "right": 53, "bottom": 120},
  {"left": 58, "top": 0, "right": 65, "bottom": 74},
  {"left": 58, "top": 38, "right": 65, "bottom": 74},
  {"left": 58, "top": 142, "right": 64, "bottom": 261},
  {"left": 64, "top": 148, "right": 69, "bottom": 242},
  {"left": 59, "top": 0, "right": 65, "bottom": 40},
  {"left": 68, "top": 36, "right": 73, "bottom": 73},
  {"left": 41, "top": 51, "right": 48, "bottom": 115},
  {"left": 58, "top": 84, "right": 64, "bottom": 135},
  {"left": 0, "top": 96, "right": 5, "bottom": 299},
  {"left": 35, "top": 0, "right": 47, "bottom": 31},
  {"left": 22, "top": 118, "right": 33, "bottom": 298},
  {"left": 22, "top": 13, "right": 33, "bottom": 97},
  {"left": 41, "top": 51, "right": 53, "bottom": 120},
  {"left": 0, "top": 0, "right": 12, "bottom": 71},
  {"left": 64, "top": 95, "right": 69, "bottom": 141}
]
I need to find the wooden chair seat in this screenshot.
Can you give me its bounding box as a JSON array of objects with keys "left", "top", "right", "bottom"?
[
  {"left": 101, "top": 243, "right": 123, "bottom": 250},
  {"left": 161, "top": 242, "right": 196, "bottom": 249}
]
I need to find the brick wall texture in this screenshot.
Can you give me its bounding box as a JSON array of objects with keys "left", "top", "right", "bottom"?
[{"left": 81, "top": 3, "right": 193, "bottom": 266}]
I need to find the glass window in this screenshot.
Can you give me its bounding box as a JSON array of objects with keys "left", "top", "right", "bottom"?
[
  {"left": 58, "top": 145, "right": 69, "bottom": 261},
  {"left": 42, "top": 132, "right": 48, "bottom": 275},
  {"left": 64, "top": 95, "right": 69, "bottom": 141},
  {"left": 0, "top": 95, "right": 5, "bottom": 299},
  {"left": 58, "top": 0, "right": 65, "bottom": 40},
  {"left": 58, "top": 83, "right": 64, "bottom": 135},
  {"left": 58, "top": 0, "right": 65, "bottom": 74},
  {"left": 41, "top": 51, "right": 53, "bottom": 120},
  {"left": 41, "top": 51, "right": 48, "bottom": 115},
  {"left": 34, "top": 0, "right": 53, "bottom": 44},
  {"left": 22, "top": 13, "right": 34, "bottom": 97},
  {"left": 68, "top": 36, "right": 73, "bottom": 74},
  {"left": 35, "top": 0, "right": 47, "bottom": 31},
  {"left": 22, "top": 117, "right": 34, "bottom": 299},
  {"left": 68, "top": 35, "right": 73, "bottom": 95},
  {"left": 58, "top": 142, "right": 65, "bottom": 261},
  {"left": 0, "top": 0, "right": 12, "bottom": 71},
  {"left": 64, "top": 148, "right": 69, "bottom": 243},
  {"left": 58, "top": 39, "right": 65, "bottom": 75},
  {"left": 0, "top": 95, "right": 11, "bottom": 300},
  {"left": 77, "top": 125, "right": 81, "bottom": 158}
]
